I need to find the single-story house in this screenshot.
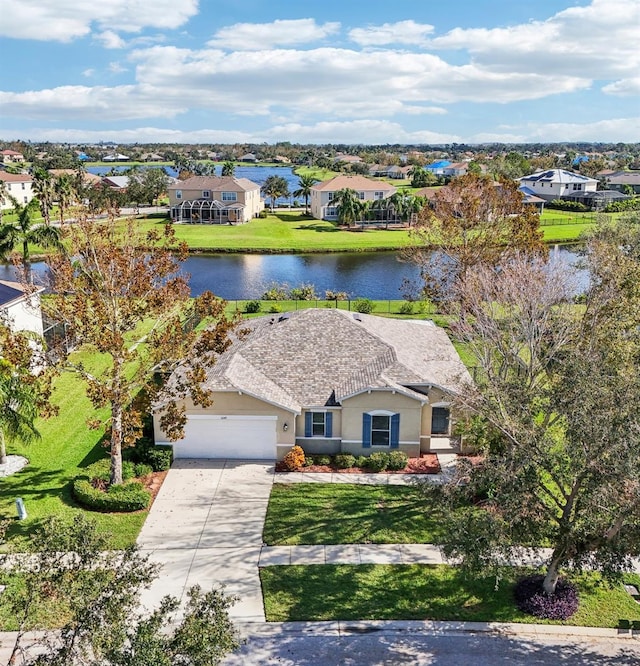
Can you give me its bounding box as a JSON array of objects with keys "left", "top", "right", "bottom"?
[
  {"left": 153, "top": 308, "right": 472, "bottom": 461},
  {"left": 0, "top": 172, "right": 34, "bottom": 210},
  {"left": 442, "top": 163, "right": 469, "bottom": 178},
  {"left": 425, "top": 160, "right": 451, "bottom": 175},
  {"left": 103, "top": 153, "right": 130, "bottom": 162},
  {"left": 310, "top": 175, "right": 396, "bottom": 221},
  {"left": 168, "top": 175, "right": 263, "bottom": 223},
  {"left": 101, "top": 175, "right": 130, "bottom": 192},
  {"left": 239, "top": 153, "right": 258, "bottom": 163},
  {"left": 518, "top": 169, "right": 598, "bottom": 201},
  {"left": 0, "top": 280, "right": 44, "bottom": 336}
]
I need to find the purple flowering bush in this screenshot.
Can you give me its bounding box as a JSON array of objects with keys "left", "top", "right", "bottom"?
[{"left": 514, "top": 575, "right": 579, "bottom": 620}]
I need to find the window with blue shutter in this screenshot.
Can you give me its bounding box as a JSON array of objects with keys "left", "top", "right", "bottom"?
[
  {"left": 325, "top": 412, "right": 333, "bottom": 438},
  {"left": 390, "top": 413, "right": 400, "bottom": 449},
  {"left": 362, "top": 413, "right": 372, "bottom": 448},
  {"left": 305, "top": 412, "right": 312, "bottom": 438}
]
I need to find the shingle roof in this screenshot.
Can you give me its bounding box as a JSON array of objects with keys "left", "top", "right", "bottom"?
[
  {"left": 169, "top": 176, "right": 260, "bottom": 192},
  {"left": 312, "top": 175, "right": 396, "bottom": 193},
  {"left": 189, "top": 309, "right": 471, "bottom": 412},
  {"left": 0, "top": 172, "right": 32, "bottom": 183}
]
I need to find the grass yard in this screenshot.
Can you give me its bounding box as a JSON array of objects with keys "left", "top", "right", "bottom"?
[
  {"left": 263, "top": 483, "right": 443, "bottom": 546},
  {"left": 260, "top": 564, "right": 640, "bottom": 628},
  {"left": 0, "top": 329, "right": 160, "bottom": 551},
  {"left": 136, "top": 212, "right": 415, "bottom": 253}
]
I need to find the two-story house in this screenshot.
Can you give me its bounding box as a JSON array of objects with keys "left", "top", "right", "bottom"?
[
  {"left": 0, "top": 172, "right": 34, "bottom": 210},
  {"left": 310, "top": 175, "right": 396, "bottom": 221},
  {"left": 518, "top": 169, "right": 598, "bottom": 201},
  {"left": 168, "top": 176, "right": 263, "bottom": 224}
]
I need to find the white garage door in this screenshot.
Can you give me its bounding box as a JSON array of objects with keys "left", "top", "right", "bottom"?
[{"left": 173, "top": 415, "right": 277, "bottom": 459}]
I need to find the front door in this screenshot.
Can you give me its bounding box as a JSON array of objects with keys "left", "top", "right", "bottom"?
[{"left": 431, "top": 407, "right": 450, "bottom": 435}]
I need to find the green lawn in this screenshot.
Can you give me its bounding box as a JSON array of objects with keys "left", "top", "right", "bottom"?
[
  {"left": 263, "top": 484, "right": 444, "bottom": 545},
  {"left": 0, "top": 343, "right": 152, "bottom": 551},
  {"left": 136, "top": 212, "right": 416, "bottom": 253},
  {"left": 260, "top": 564, "right": 640, "bottom": 627}
]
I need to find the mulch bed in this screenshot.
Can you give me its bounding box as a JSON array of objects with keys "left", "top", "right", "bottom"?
[
  {"left": 143, "top": 470, "right": 169, "bottom": 506},
  {"left": 275, "top": 453, "right": 441, "bottom": 475}
]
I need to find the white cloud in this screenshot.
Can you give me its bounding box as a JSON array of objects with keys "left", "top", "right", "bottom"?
[
  {"left": 431, "top": 0, "right": 640, "bottom": 80},
  {"left": 349, "top": 20, "right": 435, "bottom": 47},
  {"left": 602, "top": 77, "right": 640, "bottom": 97},
  {"left": 469, "top": 117, "right": 640, "bottom": 143},
  {"left": 207, "top": 19, "right": 340, "bottom": 50},
  {"left": 109, "top": 62, "right": 127, "bottom": 74},
  {"left": 96, "top": 30, "right": 126, "bottom": 49},
  {"left": 82, "top": 68, "right": 95, "bottom": 78},
  {"left": 0, "top": 0, "right": 198, "bottom": 42}
]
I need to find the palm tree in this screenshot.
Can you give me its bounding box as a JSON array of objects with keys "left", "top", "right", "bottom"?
[
  {"left": 54, "top": 174, "right": 74, "bottom": 224},
  {"left": 261, "top": 175, "right": 290, "bottom": 212},
  {"left": 32, "top": 167, "right": 55, "bottom": 226},
  {"left": 293, "top": 174, "right": 319, "bottom": 214},
  {"left": 221, "top": 161, "right": 235, "bottom": 177},
  {"left": 0, "top": 179, "right": 7, "bottom": 224},
  {"left": 0, "top": 195, "right": 63, "bottom": 278},
  {"left": 0, "top": 361, "right": 40, "bottom": 464},
  {"left": 330, "top": 188, "right": 365, "bottom": 227}
]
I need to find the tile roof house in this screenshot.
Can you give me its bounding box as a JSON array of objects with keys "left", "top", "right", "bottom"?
[
  {"left": 599, "top": 170, "right": 640, "bottom": 194},
  {"left": 518, "top": 169, "right": 598, "bottom": 201},
  {"left": 168, "top": 175, "right": 264, "bottom": 224},
  {"left": 154, "top": 308, "right": 471, "bottom": 461},
  {"left": 310, "top": 175, "right": 396, "bottom": 221},
  {"left": 0, "top": 172, "right": 34, "bottom": 210},
  {"left": 1, "top": 149, "right": 25, "bottom": 164}
]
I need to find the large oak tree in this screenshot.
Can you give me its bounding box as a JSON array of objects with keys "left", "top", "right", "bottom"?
[{"left": 44, "top": 214, "right": 238, "bottom": 485}]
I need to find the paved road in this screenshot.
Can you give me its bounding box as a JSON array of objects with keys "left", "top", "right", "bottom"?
[{"left": 223, "top": 628, "right": 640, "bottom": 665}]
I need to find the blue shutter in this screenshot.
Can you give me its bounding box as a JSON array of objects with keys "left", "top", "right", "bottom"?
[
  {"left": 390, "top": 413, "right": 400, "bottom": 449},
  {"left": 305, "top": 412, "right": 312, "bottom": 438},
  {"left": 362, "top": 413, "right": 372, "bottom": 448},
  {"left": 325, "top": 412, "right": 333, "bottom": 438}
]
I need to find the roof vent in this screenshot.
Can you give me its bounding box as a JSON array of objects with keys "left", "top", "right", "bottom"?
[
  {"left": 278, "top": 313, "right": 291, "bottom": 323},
  {"left": 353, "top": 313, "right": 362, "bottom": 322}
]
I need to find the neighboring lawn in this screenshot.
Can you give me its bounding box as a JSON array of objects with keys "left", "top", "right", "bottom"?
[
  {"left": 0, "top": 337, "right": 155, "bottom": 551},
  {"left": 261, "top": 564, "right": 640, "bottom": 627},
  {"left": 263, "top": 483, "right": 443, "bottom": 545},
  {"left": 136, "top": 213, "right": 415, "bottom": 253}
]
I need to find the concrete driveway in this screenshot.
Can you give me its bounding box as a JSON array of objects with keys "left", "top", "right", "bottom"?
[{"left": 137, "top": 459, "right": 275, "bottom": 622}]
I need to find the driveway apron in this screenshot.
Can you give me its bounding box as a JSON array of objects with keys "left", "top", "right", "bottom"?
[{"left": 137, "top": 459, "right": 274, "bottom": 622}]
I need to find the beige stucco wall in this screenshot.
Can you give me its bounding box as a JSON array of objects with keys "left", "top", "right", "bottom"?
[
  {"left": 340, "top": 390, "right": 423, "bottom": 458},
  {"left": 153, "top": 390, "right": 296, "bottom": 450},
  {"left": 169, "top": 186, "right": 263, "bottom": 221}
]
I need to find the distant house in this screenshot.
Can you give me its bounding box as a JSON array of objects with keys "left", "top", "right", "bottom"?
[
  {"left": 103, "top": 153, "right": 130, "bottom": 162},
  {"left": 0, "top": 281, "right": 44, "bottom": 336},
  {"left": 273, "top": 155, "right": 291, "bottom": 164},
  {"left": 101, "top": 175, "right": 130, "bottom": 192},
  {"left": 334, "top": 154, "right": 363, "bottom": 165},
  {"left": 1, "top": 149, "right": 25, "bottom": 164},
  {"left": 168, "top": 175, "right": 263, "bottom": 224},
  {"left": 442, "top": 163, "right": 468, "bottom": 178},
  {"left": 140, "top": 153, "right": 164, "bottom": 162},
  {"left": 309, "top": 175, "right": 396, "bottom": 221},
  {"left": 425, "top": 160, "right": 451, "bottom": 175},
  {"left": 518, "top": 169, "right": 598, "bottom": 201},
  {"left": 49, "top": 169, "right": 102, "bottom": 187},
  {"left": 600, "top": 170, "right": 640, "bottom": 194},
  {"left": 239, "top": 153, "right": 258, "bottom": 163},
  {"left": 369, "top": 165, "right": 410, "bottom": 179},
  {"left": 0, "top": 172, "right": 34, "bottom": 210}
]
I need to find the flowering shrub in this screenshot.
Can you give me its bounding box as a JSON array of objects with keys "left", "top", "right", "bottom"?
[
  {"left": 514, "top": 575, "right": 579, "bottom": 620},
  {"left": 282, "top": 445, "right": 306, "bottom": 471}
]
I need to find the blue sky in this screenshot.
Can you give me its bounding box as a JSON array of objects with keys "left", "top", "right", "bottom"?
[{"left": 0, "top": 0, "right": 638, "bottom": 144}]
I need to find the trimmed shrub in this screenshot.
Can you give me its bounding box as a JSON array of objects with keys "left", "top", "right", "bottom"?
[
  {"left": 244, "top": 300, "right": 261, "bottom": 314},
  {"left": 334, "top": 453, "right": 356, "bottom": 469},
  {"left": 72, "top": 479, "right": 151, "bottom": 512},
  {"left": 268, "top": 304, "right": 282, "bottom": 313},
  {"left": 366, "top": 452, "right": 389, "bottom": 472},
  {"left": 603, "top": 198, "right": 640, "bottom": 212},
  {"left": 398, "top": 301, "right": 414, "bottom": 314},
  {"left": 85, "top": 459, "right": 135, "bottom": 484},
  {"left": 354, "top": 455, "right": 368, "bottom": 468},
  {"left": 303, "top": 456, "right": 315, "bottom": 467},
  {"left": 353, "top": 298, "right": 374, "bottom": 314},
  {"left": 387, "top": 450, "right": 409, "bottom": 471},
  {"left": 134, "top": 463, "right": 153, "bottom": 478},
  {"left": 282, "top": 445, "right": 306, "bottom": 471},
  {"left": 547, "top": 199, "right": 589, "bottom": 212},
  {"left": 316, "top": 455, "right": 332, "bottom": 466},
  {"left": 145, "top": 447, "right": 173, "bottom": 472},
  {"left": 514, "top": 575, "right": 579, "bottom": 620}
]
